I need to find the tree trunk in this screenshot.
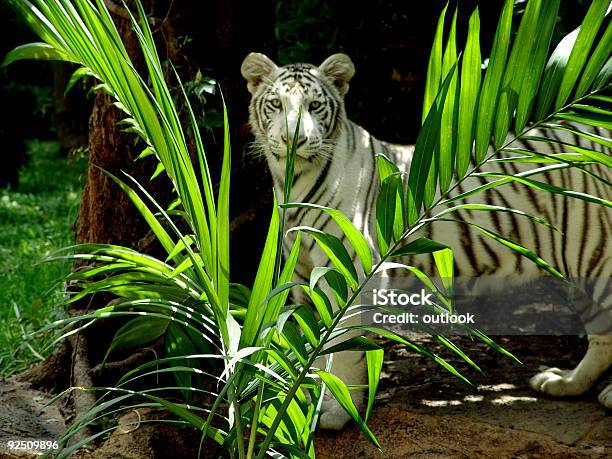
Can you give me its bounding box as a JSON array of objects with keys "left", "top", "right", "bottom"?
[
  {"left": 75, "top": 0, "right": 278, "bottom": 282},
  {"left": 76, "top": 90, "right": 162, "bottom": 248},
  {"left": 77, "top": 3, "right": 165, "bottom": 250}
]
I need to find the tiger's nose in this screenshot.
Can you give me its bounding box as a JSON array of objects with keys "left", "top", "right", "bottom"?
[{"left": 281, "top": 134, "right": 307, "bottom": 148}]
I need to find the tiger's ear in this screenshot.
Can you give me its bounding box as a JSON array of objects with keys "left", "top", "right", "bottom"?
[
  {"left": 319, "top": 53, "right": 355, "bottom": 96},
  {"left": 241, "top": 52, "right": 278, "bottom": 94}
]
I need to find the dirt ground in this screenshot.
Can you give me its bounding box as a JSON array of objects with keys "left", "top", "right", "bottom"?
[
  {"left": 316, "top": 335, "right": 611, "bottom": 458},
  {"left": 0, "top": 335, "right": 609, "bottom": 458}
]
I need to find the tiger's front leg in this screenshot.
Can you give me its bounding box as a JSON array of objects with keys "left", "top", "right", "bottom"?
[
  {"left": 296, "top": 299, "right": 368, "bottom": 429},
  {"left": 293, "top": 287, "right": 367, "bottom": 429},
  {"left": 530, "top": 334, "right": 612, "bottom": 407},
  {"left": 530, "top": 285, "right": 612, "bottom": 408},
  {"left": 317, "top": 348, "right": 367, "bottom": 429},
  {"left": 314, "top": 304, "right": 372, "bottom": 429},
  {"left": 294, "top": 252, "right": 368, "bottom": 430}
]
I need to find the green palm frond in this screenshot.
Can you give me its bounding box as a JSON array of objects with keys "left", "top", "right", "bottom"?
[{"left": 408, "top": 0, "right": 610, "bottom": 229}]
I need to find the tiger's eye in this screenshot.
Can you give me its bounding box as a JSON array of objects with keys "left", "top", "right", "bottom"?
[
  {"left": 271, "top": 98, "right": 282, "bottom": 108},
  {"left": 310, "top": 100, "right": 321, "bottom": 110}
]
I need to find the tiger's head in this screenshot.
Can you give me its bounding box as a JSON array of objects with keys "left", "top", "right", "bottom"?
[{"left": 241, "top": 52, "right": 355, "bottom": 170}]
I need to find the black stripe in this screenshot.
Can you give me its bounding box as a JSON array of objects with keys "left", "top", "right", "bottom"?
[
  {"left": 480, "top": 234, "right": 501, "bottom": 274},
  {"left": 311, "top": 212, "right": 333, "bottom": 236},
  {"left": 255, "top": 93, "right": 267, "bottom": 133},
  {"left": 522, "top": 139, "right": 554, "bottom": 185},
  {"left": 560, "top": 170, "right": 571, "bottom": 276},
  {"left": 306, "top": 235, "right": 317, "bottom": 253},
  {"left": 484, "top": 190, "right": 503, "bottom": 233},
  {"left": 459, "top": 222, "right": 481, "bottom": 273},
  {"left": 294, "top": 267, "right": 309, "bottom": 282},
  {"left": 586, "top": 209, "right": 606, "bottom": 276},
  {"left": 303, "top": 157, "right": 332, "bottom": 204},
  {"left": 498, "top": 147, "right": 521, "bottom": 192},
  {"left": 547, "top": 129, "right": 564, "bottom": 153},
  {"left": 577, "top": 175, "right": 590, "bottom": 277},
  {"left": 494, "top": 188, "right": 529, "bottom": 274}
]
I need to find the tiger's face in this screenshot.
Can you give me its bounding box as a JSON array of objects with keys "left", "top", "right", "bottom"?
[{"left": 241, "top": 53, "right": 355, "bottom": 166}]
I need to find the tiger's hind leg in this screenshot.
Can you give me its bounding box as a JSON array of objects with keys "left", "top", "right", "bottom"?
[{"left": 529, "top": 334, "right": 612, "bottom": 405}]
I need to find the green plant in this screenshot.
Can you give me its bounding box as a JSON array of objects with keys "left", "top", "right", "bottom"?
[
  {"left": 183, "top": 70, "right": 224, "bottom": 133},
  {"left": 3, "top": 0, "right": 610, "bottom": 458}
]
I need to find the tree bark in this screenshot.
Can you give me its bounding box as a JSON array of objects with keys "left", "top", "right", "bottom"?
[
  {"left": 63, "top": 2, "right": 186, "bottom": 394},
  {"left": 76, "top": 0, "right": 278, "bottom": 279},
  {"left": 76, "top": 3, "right": 165, "bottom": 250}
]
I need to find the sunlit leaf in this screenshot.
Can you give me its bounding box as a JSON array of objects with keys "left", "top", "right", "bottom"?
[
  {"left": 316, "top": 370, "right": 381, "bottom": 449},
  {"left": 474, "top": 0, "right": 513, "bottom": 162},
  {"left": 365, "top": 349, "right": 384, "bottom": 422},
  {"left": 456, "top": 8, "right": 481, "bottom": 179},
  {"left": 555, "top": 0, "right": 610, "bottom": 109}
]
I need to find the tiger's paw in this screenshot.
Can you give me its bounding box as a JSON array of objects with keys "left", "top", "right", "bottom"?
[
  {"left": 529, "top": 367, "right": 590, "bottom": 397},
  {"left": 598, "top": 384, "right": 612, "bottom": 409}
]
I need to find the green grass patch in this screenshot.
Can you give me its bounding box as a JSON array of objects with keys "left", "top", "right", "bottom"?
[{"left": 0, "top": 140, "right": 86, "bottom": 376}]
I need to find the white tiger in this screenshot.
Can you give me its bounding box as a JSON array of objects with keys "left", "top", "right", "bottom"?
[{"left": 241, "top": 52, "right": 612, "bottom": 429}]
